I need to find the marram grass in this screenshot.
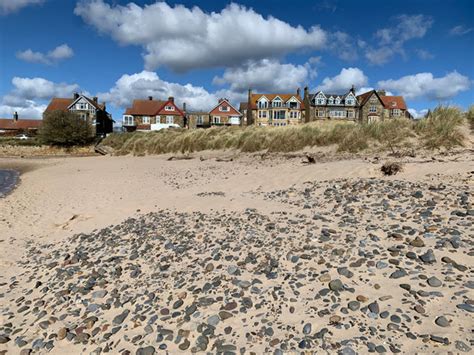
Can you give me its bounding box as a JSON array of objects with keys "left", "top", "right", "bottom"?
[{"left": 102, "top": 106, "right": 468, "bottom": 156}]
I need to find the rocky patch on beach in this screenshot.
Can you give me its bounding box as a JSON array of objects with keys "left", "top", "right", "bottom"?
[{"left": 0, "top": 177, "right": 472, "bottom": 354}]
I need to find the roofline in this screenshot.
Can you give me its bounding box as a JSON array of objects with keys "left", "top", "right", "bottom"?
[{"left": 208, "top": 98, "right": 242, "bottom": 115}]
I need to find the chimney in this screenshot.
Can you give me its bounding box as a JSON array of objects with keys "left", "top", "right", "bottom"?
[
  {"left": 93, "top": 96, "right": 98, "bottom": 103},
  {"left": 183, "top": 102, "right": 187, "bottom": 112},
  {"left": 350, "top": 85, "right": 355, "bottom": 94},
  {"left": 296, "top": 88, "right": 301, "bottom": 97},
  {"left": 13, "top": 111, "right": 18, "bottom": 121},
  {"left": 73, "top": 92, "right": 79, "bottom": 100},
  {"left": 377, "top": 90, "right": 386, "bottom": 96},
  {"left": 168, "top": 96, "right": 174, "bottom": 103},
  {"left": 148, "top": 96, "right": 153, "bottom": 101},
  {"left": 304, "top": 86, "right": 309, "bottom": 99}
]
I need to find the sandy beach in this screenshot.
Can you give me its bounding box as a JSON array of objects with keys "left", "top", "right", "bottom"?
[{"left": 0, "top": 148, "right": 473, "bottom": 354}]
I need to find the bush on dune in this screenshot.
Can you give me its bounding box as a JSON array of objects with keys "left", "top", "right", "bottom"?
[{"left": 102, "top": 105, "right": 467, "bottom": 156}]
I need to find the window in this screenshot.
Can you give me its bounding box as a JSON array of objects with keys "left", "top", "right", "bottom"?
[
  {"left": 213, "top": 116, "right": 220, "bottom": 124},
  {"left": 273, "top": 110, "right": 286, "bottom": 119},
  {"left": 80, "top": 113, "right": 87, "bottom": 120},
  {"left": 369, "top": 105, "right": 377, "bottom": 113},
  {"left": 272, "top": 99, "right": 282, "bottom": 108},
  {"left": 142, "top": 116, "right": 150, "bottom": 124},
  {"left": 392, "top": 109, "right": 400, "bottom": 116},
  {"left": 335, "top": 98, "right": 341, "bottom": 105},
  {"left": 219, "top": 105, "right": 230, "bottom": 112},
  {"left": 346, "top": 99, "right": 353, "bottom": 105},
  {"left": 348, "top": 111, "right": 355, "bottom": 118},
  {"left": 273, "top": 122, "right": 287, "bottom": 127},
  {"left": 289, "top": 101, "right": 298, "bottom": 109},
  {"left": 123, "top": 115, "right": 135, "bottom": 126},
  {"left": 316, "top": 98, "right": 325, "bottom": 105},
  {"left": 329, "top": 110, "right": 345, "bottom": 118},
  {"left": 165, "top": 106, "right": 174, "bottom": 111},
  {"left": 77, "top": 103, "right": 87, "bottom": 110},
  {"left": 318, "top": 110, "right": 325, "bottom": 117},
  {"left": 196, "top": 116, "right": 203, "bottom": 125},
  {"left": 289, "top": 111, "right": 299, "bottom": 119},
  {"left": 328, "top": 98, "right": 334, "bottom": 105},
  {"left": 258, "top": 111, "right": 267, "bottom": 118},
  {"left": 258, "top": 100, "right": 268, "bottom": 109},
  {"left": 166, "top": 116, "right": 174, "bottom": 124}
]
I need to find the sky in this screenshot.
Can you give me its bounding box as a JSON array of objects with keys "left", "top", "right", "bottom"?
[{"left": 0, "top": 0, "right": 473, "bottom": 121}]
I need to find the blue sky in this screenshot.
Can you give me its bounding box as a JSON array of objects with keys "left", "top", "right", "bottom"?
[{"left": 0, "top": 0, "right": 473, "bottom": 120}]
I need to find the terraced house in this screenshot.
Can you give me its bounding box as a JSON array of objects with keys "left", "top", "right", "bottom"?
[
  {"left": 122, "top": 96, "right": 186, "bottom": 131},
  {"left": 357, "top": 90, "right": 412, "bottom": 123},
  {"left": 304, "top": 86, "right": 359, "bottom": 122},
  {"left": 44, "top": 93, "right": 114, "bottom": 136},
  {"left": 245, "top": 89, "right": 305, "bottom": 126}
]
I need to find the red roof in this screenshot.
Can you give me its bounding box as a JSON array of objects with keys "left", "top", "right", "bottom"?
[
  {"left": 45, "top": 98, "right": 73, "bottom": 112},
  {"left": 156, "top": 99, "right": 185, "bottom": 117},
  {"left": 380, "top": 96, "right": 407, "bottom": 110},
  {"left": 0, "top": 118, "right": 42, "bottom": 130},
  {"left": 126, "top": 99, "right": 165, "bottom": 116},
  {"left": 209, "top": 99, "right": 241, "bottom": 116}
]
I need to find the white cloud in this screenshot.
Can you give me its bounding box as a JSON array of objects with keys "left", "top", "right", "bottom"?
[
  {"left": 377, "top": 71, "right": 471, "bottom": 101},
  {"left": 449, "top": 25, "right": 473, "bottom": 36},
  {"left": 366, "top": 15, "right": 433, "bottom": 65},
  {"left": 408, "top": 108, "right": 429, "bottom": 119},
  {"left": 328, "top": 31, "right": 358, "bottom": 61},
  {"left": 213, "top": 59, "right": 312, "bottom": 93},
  {"left": 416, "top": 49, "right": 434, "bottom": 60},
  {"left": 355, "top": 87, "right": 374, "bottom": 96},
  {"left": 16, "top": 44, "right": 74, "bottom": 65},
  {"left": 74, "top": 0, "right": 327, "bottom": 72},
  {"left": 0, "top": 0, "right": 43, "bottom": 15},
  {"left": 317, "top": 67, "right": 368, "bottom": 93},
  {"left": 97, "top": 71, "right": 221, "bottom": 111},
  {"left": 0, "top": 77, "right": 80, "bottom": 119}
]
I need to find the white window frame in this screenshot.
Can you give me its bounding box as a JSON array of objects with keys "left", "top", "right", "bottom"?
[
  {"left": 142, "top": 116, "right": 150, "bottom": 124},
  {"left": 335, "top": 98, "right": 341, "bottom": 105},
  {"left": 165, "top": 106, "right": 174, "bottom": 111},
  {"left": 123, "top": 115, "right": 134, "bottom": 126},
  {"left": 165, "top": 116, "right": 174, "bottom": 124},
  {"left": 257, "top": 100, "right": 268, "bottom": 109},
  {"left": 328, "top": 98, "right": 334, "bottom": 105},
  {"left": 369, "top": 105, "right": 377, "bottom": 113},
  {"left": 196, "top": 116, "right": 203, "bottom": 125},
  {"left": 272, "top": 99, "right": 282, "bottom": 108},
  {"left": 329, "top": 110, "right": 345, "bottom": 118},
  {"left": 392, "top": 109, "right": 400, "bottom": 116},
  {"left": 219, "top": 105, "right": 230, "bottom": 112},
  {"left": 213, "top": 116, "right": 221, "bottom": 124}
]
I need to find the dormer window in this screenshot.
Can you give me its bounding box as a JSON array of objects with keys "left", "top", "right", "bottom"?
[
  {"left": 328, "top": 97, "right": 334, "bottom": 105},
  {"left": 335, "top": 98, "right": 341, "bottom": 105},
  {"left": 316, "top": 98, "right": 325, "bottom": 105},
  {"left": 346, "top": 99, "right": 353, "bottom": 105},
  {"left": 258, "top": 100, "right": 268, "bottom": 109},
  {"left": 272, "top": 100, "right": 282, "bottom": 108},
  {"left": 165, "top": 105, "right": 174, "bottom": 111}
]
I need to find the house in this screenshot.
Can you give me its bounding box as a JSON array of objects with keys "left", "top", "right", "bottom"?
[
  {"left": 0, "top": 112, "right": 42, "bottom": 136},
  {"left": 239, "top": 102, "right": 248, "bottom": 126},
  {"left": 304, "top": 86, "right": 359, "bottom": 122},
  {"left": 122, "top": 96, "right": 186, "bottom": 131},
  {"left": 246, "top": 89, "right": 305, "bottom": 126},
  {"left": 187, "top": 111, "right": 210, "bottom": 129},
  {"left": 357, "top": 90, "right": 411, "bottom": 122},
  {"left": 208, "top": 98, "right": 242, "bottom": 126},
  {"left": 44, "top": 93, "right": 114, "bottom": 136}
]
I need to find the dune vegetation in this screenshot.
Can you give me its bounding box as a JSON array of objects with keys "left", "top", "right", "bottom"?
[{"left": 102, "top": 105, "right": 469, "bottom": 156}]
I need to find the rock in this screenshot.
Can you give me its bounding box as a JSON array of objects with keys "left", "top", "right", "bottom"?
[
  {"left": 329, "top": 315, "right": 341, "bottom": 324},
  {"left": 57, "top": 327, "right": 67, "bottom": 340},
  {"left": 179, "top": 339, "right": 190, "bottom": 351},
  {"left": 409, "top": 236, "right": 425, "bottom": 247},
  {"left": 348, "top": 301, "right": 360, "bottom": 311},
  {"left": 303, "top": 323, "right": 312, "bottom": 334},
  {"left": 435, "top": 316, "right": 450, "bottom": 327},
  {"left": 92, "top": 290, "right": 108, "bottom": 298},
  {"left": 430, "top": 335, "right": 449, "bottom": 345},
  {"left": 414, "top": 305, "right": 425, "bottom": 314},
  {"left": 368, "top": 302, "right": 380, "bottom": 314},
  {"left": 136, "top": 346, "right": 155, "bottom": 355},
  {"left": 113, "top": 310, "right": 129, "bottom": 325},
  {"left": 390, "top": 269, "right": 407, "bottom": 279},
  {"left": 207, "top": 315, "right": 220, "bottom": 326},
  {"left": 419, "top": 249, "right": 436, "bottom": 264},
  {"left": 329, "top": 279, "right": 344, "bottom": 292},
  {"left": 455, "top": 340, "right": 472, "bottom": 352},
  {"left": 0, "top": 335, "right": 10, "bottom": 344},
  {"left": 427, "top": 276, "right": 442, "bottom": 287},
  {"left": 456, "top": 303, "right": 474, "bottom": 313},
  {"left": 356, "top": 295, "right": 368, "bottom": 302}
]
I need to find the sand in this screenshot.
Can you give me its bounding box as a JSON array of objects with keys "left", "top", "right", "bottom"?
[{"left": 0, "top": 148, "right": 473, "bottom": 354}]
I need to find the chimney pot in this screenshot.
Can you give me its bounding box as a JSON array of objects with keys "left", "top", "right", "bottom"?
[
  {"left": 93, "top": 96, "right": 98, "bottom": 103},
  {"left": 183, "top": 102, "right": 187, "bottom": 112},
  {"left": 148, "top": 96, "right": 153, "bottom": 101},
  {"left": 13, "top": 111, "right": 18, "bottom": 121},
  {"left": 297, "top": 88, "right": 301, "bottom": 97},
  {"left": 168, "top": 96, "right": 174, "bottom": 103},
  {"left": 73, "top": 92, "right": 79, "bottom": 100}
]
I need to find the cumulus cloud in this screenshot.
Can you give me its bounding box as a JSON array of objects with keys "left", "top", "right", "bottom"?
[
  {"left": 408, "top": 108, "right": 429, "bottom": 119},
  {"left": 327, "top": 31, "right": 358, "bottom": 61},
  {"left": 365, "top": 15, "right": 433, "bottom": 65},
  {"left": 0, "top": 77, "right": 80, "bottom": 119},
  {"left": 377, "top": 71, "right": 471, "bottom": 101},
  {"left": 74, "top": 0, "right": 327, "bottom": 72},
  {"left": 97, "top": 71, "right": 223, "bottom": 111},
  {"left": 0, "top": 0, "right": 43, "bottom": 15},
  {"left": 213, "top": 59, "right": 313, "bottom": 93},
  {"left": 449, "top": 25, "right": 473, "bottom": 36},
  {"left": 16, "top": 44, "right": 74, "bottom": 65},
  {"left": 317, "top": 67, "right": 368, "bottom": 93}
]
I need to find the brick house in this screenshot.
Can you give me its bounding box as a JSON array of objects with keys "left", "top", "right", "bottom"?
[
  {"left": 122, "top": 96, "right": 186, "bottom": 131},
  {"left": 44, "top": 93, "right": 114, "bottom": 136},
  {"left": 246, "top": 89, "right": 305, "bottom": 126},
  {"left": 187, "top": 111, "right": 210, "bottom": 129},
  {"left": 303, "top": 86, "right": 359, "bottom": 122},
  {"left": 208, "top": 98, "right": 242, "bottom": 126},
  {"left": 0, "top": 112, "right": 42, "bottom": 136},
  {"left": 357, "top": 90, "right": 411, "bottom": 122}
]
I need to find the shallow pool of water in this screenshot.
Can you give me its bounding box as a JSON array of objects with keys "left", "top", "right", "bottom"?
[{"left": 0, "top": 169, "right": 19, "bottom": 198}]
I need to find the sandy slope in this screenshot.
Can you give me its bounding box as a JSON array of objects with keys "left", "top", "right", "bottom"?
[{"left": 0, "top": 150, "right": 473, "bottom": 354}]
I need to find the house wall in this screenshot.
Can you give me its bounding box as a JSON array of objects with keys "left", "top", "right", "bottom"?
[
  {"left": 308, "top": 106, "right": 358, "bottom": 121},
  {"left": 359, "top": 93, "right": 386, "bottom": 123}
]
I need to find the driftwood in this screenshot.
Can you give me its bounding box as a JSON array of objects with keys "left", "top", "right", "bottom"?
[
  {"left": 302, "top": 154, "right": 316, "bottom": 164},
  {"left": 215, "top": 157, "right": 234, "bottom": 162},
  {"left": 381, "top": 161, "right": 403, "bottom": 176},
  {"left": 94, "top": 145, "right": 114, "bottom": 156},
  {"left": 167, "top": 155, "right": 193, "bottom": 161}
]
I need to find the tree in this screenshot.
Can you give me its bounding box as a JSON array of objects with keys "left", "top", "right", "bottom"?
[{"left": 39, "top": 110, "right": 94, "bottom": 146}]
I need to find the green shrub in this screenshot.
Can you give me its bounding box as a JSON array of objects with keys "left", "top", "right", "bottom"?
[{"left": 39, "top": 110, "right": 94, "bottom": 146}]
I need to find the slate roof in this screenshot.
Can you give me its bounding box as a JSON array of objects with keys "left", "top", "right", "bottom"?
[{"left": 249, "top": 94, "right": 304, "bottom": 109}]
